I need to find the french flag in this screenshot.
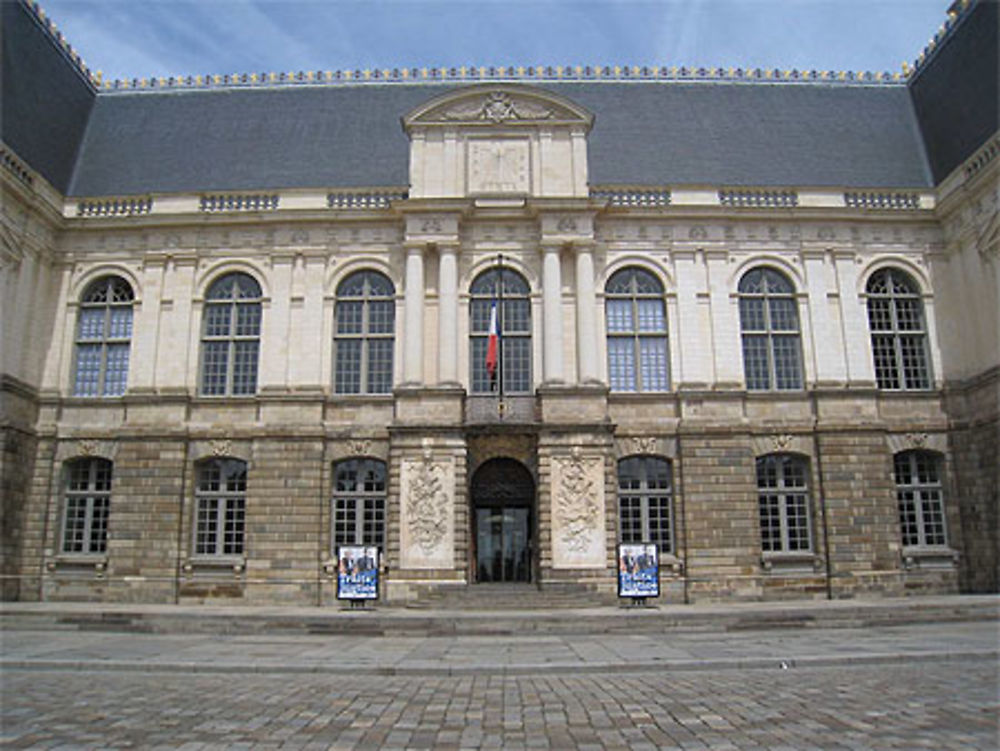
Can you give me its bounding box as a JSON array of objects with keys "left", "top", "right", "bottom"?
[{"left": 485, "top": 301, "right": 499, "bottom": 387}]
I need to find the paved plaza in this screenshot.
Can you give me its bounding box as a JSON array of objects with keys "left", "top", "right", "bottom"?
[{"left": 2, "top": 618, "right": 999, "bottom": 749}]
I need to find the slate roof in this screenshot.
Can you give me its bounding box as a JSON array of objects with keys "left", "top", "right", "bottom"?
[{"left": 4, "top": 0, "right": 996, "bottom": 198}]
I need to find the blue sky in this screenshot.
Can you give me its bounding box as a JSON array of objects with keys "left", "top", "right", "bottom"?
[{"left": 38, "top": 0, "right": 952, "bottom": 83}]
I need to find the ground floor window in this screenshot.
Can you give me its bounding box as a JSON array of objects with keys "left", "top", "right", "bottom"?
[
  {"left": 894, "top": 450, "right": 947, "bottom": 547},
  {"left": 617, "top": 455, "right": 674, "bottom": 553},
  {"left": 62, "top": 458, "right": 112, "bottom": 554},
  {"left": 195, "top": 458, "right": 247, "bottom": 556},
  {"left": 757, "top": 454, "right": 812, "bottom": 553},
  {"left": 333, "top": 458, "right": 386, "bottom": 547}
]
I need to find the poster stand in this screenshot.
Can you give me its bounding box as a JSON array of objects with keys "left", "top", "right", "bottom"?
[
  {"left": 617, "top": 542, "right": 659, "bottom": 607},
  {"left": 336, "top": 545, "right": 380, "bottom": 608}
]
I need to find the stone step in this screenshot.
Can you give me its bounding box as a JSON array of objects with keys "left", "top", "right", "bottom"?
[{"left": 404, "top": 583, "right": 614, "bottom": 610}]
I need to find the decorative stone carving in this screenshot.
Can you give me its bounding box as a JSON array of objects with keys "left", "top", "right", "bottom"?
[
  {"left": 348, "top": 439, "right": 372, "bottom": 456},
  {"left": 469, "top": 140, "right": 530, "bottom": 194},
  {"left": 550, "top": 448, "right": 606, "bottom": 569},
  {"left": 904, "top": 432, "right": 928, "bottom": 449},
  {"left": 624, "top": 436, "right": 658, "bottom": 456},
  {"left": 78, "top": 439, "right": 97, "bottom": 456},
  {"left": 400, "top": 449, "right": 455, "bottom": 569},
  {"left": 689, "top": 225, "right": 707, "bottom": 240},
  {"left": 442, "top": 91, "right": 554, "bottom": 123},
  {"left": 556, "top": 217, "right": 578, "bottom": 233},
  {"left": 210, "top": 439, "right": 232, "bottom": 457},
  {"left": 770, "top": 434, "right": 795, "bottom": 451}
]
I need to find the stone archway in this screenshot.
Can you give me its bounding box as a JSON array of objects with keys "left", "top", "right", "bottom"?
[{"left": 469, "top": 458, "right": 535, "bottom": 583}]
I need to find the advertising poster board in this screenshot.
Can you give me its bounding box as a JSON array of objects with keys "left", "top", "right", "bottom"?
[
  {"left": 617, "top": 542, "right": 659, "bottom": 600},
  {"left": 336, "top": 545, "right": 379, "bottom": 601}
]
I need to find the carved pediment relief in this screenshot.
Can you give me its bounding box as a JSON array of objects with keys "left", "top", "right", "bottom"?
[{"left": 403, "top": 85, "right": 594, "bottom": 132}]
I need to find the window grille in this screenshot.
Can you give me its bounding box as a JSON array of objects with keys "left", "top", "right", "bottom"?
[
  {"left": 333, "top": 459, "right": 387, "bottom": 547},
  {"left": 194, "top": 459, "right": 247, "bottom": 556},
  {"left": 469, "top": 267, "right": 532, "bottom": 394},
  {"left": 334, "top": 271, "right": 395, "bottom": 394},
  {"left": 605, "top": 268, "right": 670, "bottom": 392},
  {"left": 894, "top": 451, "right": 947, "bottom": 547},
  {"left": 756, "top": 454, "right": 812, "bottom": 553},
  {"left": 866, "top": 269, "right": 931, "bottom": 390},
  {"left": 617, "top": 456, "right": 674, "bottom": 553},
  {"left": 738, "top": 268, "right": 803, "bottom": 390},
  {"left": 62, "top": 458, "right": 112, "bottom": 554},
  {"left": 200, "top": 273, "right": 262, "bottom": 396},
  {"left": 73, "top": 276, "right": 134, "bottom": 396}
]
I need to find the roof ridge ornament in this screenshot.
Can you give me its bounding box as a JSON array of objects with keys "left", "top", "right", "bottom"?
[{"left": 442, "top": 91, "right": 555, "bottom": 123}]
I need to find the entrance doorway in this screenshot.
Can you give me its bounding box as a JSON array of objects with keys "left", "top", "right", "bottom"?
[{"left": 470, "top": 458, "right": 534, "bottom": 583}]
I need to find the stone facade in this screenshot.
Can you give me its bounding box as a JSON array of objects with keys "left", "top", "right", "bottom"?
[{"left": 2, "top": 2, "right": 997, "bottom": 606}]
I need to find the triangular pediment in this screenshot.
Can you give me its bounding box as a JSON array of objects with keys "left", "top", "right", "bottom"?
[{"left": 403, "top": 85, "right": 594, "bottom": 133}]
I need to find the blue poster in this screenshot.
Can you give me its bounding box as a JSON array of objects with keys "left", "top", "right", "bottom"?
[
  {"left": 618, "top": 543, "right": 659, "bottom": 599},
  {"left": 336, "top": 545, "right": 379, "bottom": 600}
]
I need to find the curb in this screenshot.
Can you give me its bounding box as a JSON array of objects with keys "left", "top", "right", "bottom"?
[{"left": 2, "top": 650, "right": 993, "bottom": 677}]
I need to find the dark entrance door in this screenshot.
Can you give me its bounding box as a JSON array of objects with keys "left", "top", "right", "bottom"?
[{"left": 470, "top": 458, "right": 534, "bottom": 583}]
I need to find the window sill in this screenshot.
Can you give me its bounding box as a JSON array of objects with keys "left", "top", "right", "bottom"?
[
  {"left": 183, "top": 557, "right": 246, "bottom": 578},
  {"left": 47, "top": 555, "right": 108, "bottom": 578},
  {"left": 902, "top": 546, "right": 959, "bottom": 570},
  {"left": 761, "top": 551, "right": 821, "bottom": 573}
]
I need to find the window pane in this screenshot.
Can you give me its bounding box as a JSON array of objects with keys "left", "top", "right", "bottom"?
[
  {"left": 201, "top": 342, "right": 230, "bottom": 395},
  {"left": 108, "top": 307, "right": 133, "bottom": 339},
  {"left": 470, "top": 299, "right": 492, "bottom": 334},
  {"left": 619, "top": 496, "right": 642, "bottom": 542},
  {"left": 606, "top": 300, "right": 634, "bottom": 333},
  {"left": 900, "top": 337, "right": 930, "bottom": 389},
  {"left": 196, "top": 499, "right": 219, "bottom": 555},
  {"left": 894, "top": 298, "right": 923, "bottom": 331},
  {"left": 204, "top": 305, "right": 232, "bottom": 337},
  {"left": 366, "top": 339, "right": 394, "bottom": 394},
  {"left": 740, "top": 298, "right": 766, "bottom": 331},
  {"left": 872, "top": 335, "right": 900, "bottom": 389},
  {"left": 607, "top": 338, "right": 636, "bottom": 392},
  {"left": 62, "top": 497, "right": 88, "bottom": 553},
  {"left": 74, "top": 345, "right": 102, "bottom": 397},
  {"left": 636, "top": 299, "right": 665, "bottom": 333},
  {"left": 898, "top": 490, "right": 919, "bottom": 546},
  {"left": 334, "top": 497, "right": 355, "bottom": 545},
  {"left": 336, "top": 301, "right": 363, "bottom": 335},
  {"left": 235, "top": 304, "right": 261, "bottom": 337},
  {"left": 768, "top": 298, "right": 799, "bottom": 331},
  {"left": 368, "top": 301, "right": 394, "bottom": 334},
  {"left": 759, "top": 493, "right": 781, "bottom": 552},
  {"left": 77, "top": 308, "right": 106, "bottom": 340},
  {"left": 785, "top": 493, "right": 810, "bottom": 551},
  {"left": 102, "top": 345, "right": 130, "bottom": 396},
  {"left": 231, "top": 341, "right": 259, "bottom": 395},
  {"left": 223, "top": 499, "right": 245, "bottom": 555},
  {"left": 742, "top": 336, "right": 770, "bottom": 390},
  {"left": 772, "top": 337, "right": 803, "bottom": 390},
  {"left": 90, "top": 496, "right": 110, "bottom": 553},
  {"left": 503, "top": 299, "right": 530, "bottom": 334},
  {"left": 470, "top": 338, "right": 492, "bottom": 393},
  {"left": 502, "top": 338, "right": 531, "bottom": 393},
  {"left": 335, "top": 340, "right": 362, "bottom": 394},
  {"left": 639, "top": 338, "right": 669, "bottom": 391}
]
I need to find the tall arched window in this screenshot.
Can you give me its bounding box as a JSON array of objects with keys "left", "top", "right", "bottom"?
[
  {"left": 333, "top": 458, "right": 387, "bottom": 547},
  {"left": 74, "top": 276, "right": 134, "bottom": 396},
  {"left": 334, "top": 271, "right": 395, "bottom": 394},
  {"left": 605, "top": 267, "right": 669, "bottom": 392},
  {"left": 200, "top": 273, "right": 262, "bottom": 396},
  {"left": 617, "top": 456, "right": 674, "bottom": 553},
  {"left": 738, "top": 267, "right": 803, "bottom": 390},
  {"left": 894, "top": 451, "right": 947, "bottom": 547},
  {"left": 469, "top": 267, "right": 531, "bottom": 394},
  {"left": 62, "top": 458, "right": 112, "bottom": 554},
  {"left": 866, "top": 268, "right": 931, "bottom": 390},
  {"left": 194, "top": 458, "right": 247, "bottom": 557},
  {"left": 756, "top": 454, "right": 812, "bottom": 553}
]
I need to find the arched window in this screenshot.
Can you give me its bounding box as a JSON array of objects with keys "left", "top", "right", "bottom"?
[
  {"left": 333, "top": 459, "right": 387, "bottom": 547},
  {"left": 617, "top": 456, "right": 674, "bottom": 553},
  {"left": 194, "top": 458, "right": 247, "bottom": 557},
  {"left": 866, "top": 268, "right": 931, "bottom": 390},
  {"left": 62, "top": 458, "right": 112, "bottom": 554},
  {"left": 334, "top": 271, "right": 395, "bottom": 394},
  {"left": 469, "top": 267, "right": 531, "bottom": 394},
  {"left": 894, "top": 451, "right": 947, "bottom": 547},
  {"left": 200, "top": 273, "right": 262, "bottom": 396},
  {"left": 756, "top": 454, "right": 812, "bottom": 553},
  {"left": 73, "top": 276, "right": 134, "bottom": 396},
  {"left": 605, "top": 268, "right": 669, "bottom": 392},
  {"left": 738, "top": 267, "right": 803, "bottom": 390}
]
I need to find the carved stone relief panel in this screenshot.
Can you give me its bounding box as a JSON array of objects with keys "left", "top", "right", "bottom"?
[
  {"left": 468, "top": 139, "right": 530, "bottom": 194},
  {"left": 550, "top": 449, "right": 606, "bottom": 569},
  {"left": 399, "top": 453, "right": 456, "bottom": 569}
]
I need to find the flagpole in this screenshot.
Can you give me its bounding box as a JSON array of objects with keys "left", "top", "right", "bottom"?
[{"left": 497, "top": 253, "right": 505, "bottom": 418}]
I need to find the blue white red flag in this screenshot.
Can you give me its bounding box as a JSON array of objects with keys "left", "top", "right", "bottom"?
[{"left": 485, "top": 301, "right": 498, "bottom": 384}]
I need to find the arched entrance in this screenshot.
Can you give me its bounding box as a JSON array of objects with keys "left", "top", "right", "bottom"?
[{"left": 470, "top": 458, "right": 534, "bottom": 583}]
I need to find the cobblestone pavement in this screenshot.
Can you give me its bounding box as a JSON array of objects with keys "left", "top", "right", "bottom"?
[{"left": 2, "top": 659, "right": 998, "bottom": 750}]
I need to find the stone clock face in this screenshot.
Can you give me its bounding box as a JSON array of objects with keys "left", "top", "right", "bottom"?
[{"left": 468, "top": 139, "right": 530, "bottom": 195}]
